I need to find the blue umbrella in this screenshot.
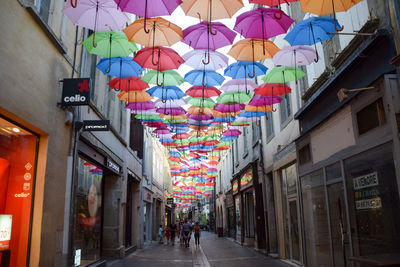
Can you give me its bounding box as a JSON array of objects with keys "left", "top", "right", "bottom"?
[
  {"left": 147, "top": 86, "right": 186, "bottom": 100},
  {"left": 220, "top": 136, "right": 238, "bottom": 142},
  {"left": 168, "top": 151, "right": 181, "bottom": 157},
  {"left": 213, "top": 116, "right": 236, "bottom": 123},
  {"left": 96, "top": 57, "right": 144, "bottom": 77},
  {"left": 190, "top": 158, "right": 201, "bottom": 162},
  {"left": 224, "top": 61, "right": 268, "bottom": 79},
  {"left": 284, "top": 16, "right": 341, "bottom": 62},
  {"left": 238, "top": 111, "right": 265, "bottom": 117},
  {"left": 160, "top": 138, "right": 174, "bottom": 143},
  {"left": 184, "top": 70, "right": 225, "bottom": 86}
]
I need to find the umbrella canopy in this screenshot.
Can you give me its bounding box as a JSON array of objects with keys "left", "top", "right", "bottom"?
[
  {"left": 63, "top": 0, "right": 128, "bottom": 31},
  {"left": 217, "top": 92, "right": 252, "bottom": 104},
  {"left": 185, "top": 70, "right": 225, "bottom": 87},
  {"left": 228, "top": 38, "right": 279, "bottom": 61},
  {"left": 245, "top": 105, "right": 272, "bottom": 112},
  {"left": 182, "top": 21, "right": 237, "bottom": 51},
  {"left": 124, "top": 17, "right": 183, "bottom": 47},
  {"left": 155, "top": 99, "right": 187, "bottom": 108},
  {"left": 272, "top": 45, "right": 317, "bottom": 66},
  {"left": 133, "top": 46, "right": 184, "bottom": 71},
  {"left": 181, "top": 0, "right": 244, "bottom": 21},
  {"left": 147, "top": 86, "right": 186, "bottom": 100},
  {"left": 117, "top": 91, "right": 153, "bottom": 102},
  {"left": 156, "top": 107, "right": 186, "bottom": 115},
  {"left": 125, "top": 101, "right": 155, "bottom": 111},
  {"left": 248, "top": 94, "right": 282, "bottom": 106},
  {"left": 83, "top": 31, "right": 138, "bottom": 57},
  {"left": 224, "top": 61, "right": 268, "bottom": 79},
  {"left": 214, "top": 103, "right": 245, "bottom": 113},
  {"left": 220, "top": 79, "right": 258, "bottom": 92},
  {"left": 262, "top": 66, "right": 306, "bottom": 83},
  {"left": 254, "top": 83, "right": 292, "bottom": 96},
  {"left": 187, "top": 106, "right": 213, "bottom": 115},
  {"left": 185, "top": 86, "right": 221, "bottom": 98},
  {"left": 187, "top": 97, "right": 216, "bottom": 108},
  {"left": 182, "top": 50, "right": 229, "bottom": 71},
  {"left": 96, "top": 57, "right": 144, "bottom": 77},
  {"left": 142, "top": 70, "right": 185, "bottom": 86},
  {"left": 108, "top": 77, "right": 149, "bottom": 91}
]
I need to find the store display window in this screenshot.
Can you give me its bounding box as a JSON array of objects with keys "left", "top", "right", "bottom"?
[
  {"left": 73, "top": 157, "right": 103, "bottom": 266},
  {"left": 235, "top": 195, "right": 241, "bottom": 236},
  {"left": 0, "top": 117, "right": 38, "bottom": 267},
  {"left": 240, "top": 168, "right": 252, "bottom": 187}
]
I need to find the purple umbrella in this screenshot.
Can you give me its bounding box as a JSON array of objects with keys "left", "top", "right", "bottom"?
[
  {"left": 214, "top": 104, "right": 245, "bottom": 113},
  {"left": 126, "top": 101, "right": 155, "bottom": 111},
  {"left": 182, "top": 21, "right": 236, "bottom": 64},
  {"left": 234, "top": 7, "right": 293, "bottom": 54},
  {"left": 249, "top": 94, "right": 282, "bottom": 111},
  {"left": 220, "top": 79, "right": 258, "bottom": 92},
  {"left": 156, "top": 107, "right": 186, "bottom": 115},
  {"left": 116, "top": 0, "right": 182, "bottom": 32},
  {"left": 153, "top": 128, "right": 170, "bottom": 134},
  {"left": 187, "top": 114, "right": 214, "bottom": 121}
]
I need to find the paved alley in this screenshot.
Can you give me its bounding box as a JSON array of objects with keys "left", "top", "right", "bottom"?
[{"left": 107, "top": 231, "right": 291, "bottom": 267}]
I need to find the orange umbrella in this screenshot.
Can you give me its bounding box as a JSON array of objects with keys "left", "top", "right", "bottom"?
[
  {"left": 228, "top": 38, "right": 279, "bottom": 61},
  {"left": 124, "top": 17, "right": 183, "bottom": 47},
  {"left": 117, "top": 91, "right": 153, "bottom": 102},
  {"left": 187, "top": 106, "right": 213, "bottom": 115},
  {"left": 300, "top": 0, "right": 362, "bottom": 31},
  {"left": 181, "top": 0, "right": 244, "bottom": 21},
  {"left": 245, "top": 105, "right": 273, "bottom": 112}
]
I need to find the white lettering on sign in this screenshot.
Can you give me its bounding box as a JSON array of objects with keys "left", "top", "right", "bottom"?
[
  {"left": 356, "top": 197, "right": 382, "bottom": 210},
  {"left": 107, "top": 160, "right": 120, "bottom": 173},
  {"left": 0, "top": 215, "right": 12, "bottom": 251},
  {"left": 14, "top": 192, "right": 30, "bottom": 198},
  {"left": 353, "top": 172, "right": 378, "bottom": 190},
  {"left": 85, "top": 125, "right": 108, "bottom": 129},
  {"left": 63, "top": 94, "right": 86, "bottom": 103}
]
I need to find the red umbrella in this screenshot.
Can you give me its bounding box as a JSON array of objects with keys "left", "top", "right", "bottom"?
[
  {"left": 189, "top": 152, "right": 201, "bottom": 158},
  {"left": 134, "top": 46, "right": 184, "bottom": 71},
  {"left": 254, "top": 83, "right": 292, "bottom": 95},
  {"left": 185, "top": 86, "right": 221, "bottom": 98},
  {"left": 108, "top": 77, "right": 149, "bottom": 91},
  {"left": 173, "top": 133, "right": 191, "bottom": 139}
]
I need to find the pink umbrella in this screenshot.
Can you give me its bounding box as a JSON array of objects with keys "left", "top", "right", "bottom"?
[
  {"left": 116, "top": 0, "right": 182, "bottom": 32},
  {"left": 187, "top": 114, "right": 214, "bottom": 120},
  {"left": 182, "top": 21, "right": 236, "bottom": 64},
  {"left": 273, "top": 45, "right": 317, "bottom": 67},
  {"left": 234, "top": 7, "right": 294, "bottom": 54},
  {"left": 214, "top": 104, "right": 245, "bottom": 113},
  {"left": 134, "top": 46, "right": 184, "bottom": 71},
  {"left": 223, "top": 129, "right": 242, "bottom": 136},
  {"left": 156, "top": 107, "right": 186, "bottom": 115},
  {"left": 125, "top": 101, "right": 155, "bottom": 111},
  {"left": 153, "top": 128, "right": 170, "bottom": 134},
  {"left": 248, "top": 94, "right": 282, "bottom": 111}
]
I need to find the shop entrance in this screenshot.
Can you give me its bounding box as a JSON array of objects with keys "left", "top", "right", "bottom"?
[{"left": 0, "top": 117, "right": 38, "bottom": 267}]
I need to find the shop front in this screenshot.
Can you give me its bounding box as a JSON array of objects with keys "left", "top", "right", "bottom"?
[
  {"left": 0, "top": 116, "right": 39, "bottom": 267},
  {"left": 224, "top": 191, "right": 235, "bottom": 238},
  {"left": 71, "top": 140, "right": 122, "bottom": 266}
]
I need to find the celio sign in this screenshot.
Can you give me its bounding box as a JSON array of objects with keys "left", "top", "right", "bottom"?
[{"left": 61, "top": 78, "right": 91, "bottom": 106}]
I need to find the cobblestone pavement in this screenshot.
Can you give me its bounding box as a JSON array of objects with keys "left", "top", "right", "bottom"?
[{"left": 107, "top": 231, "right": 292, "bottom": 267}]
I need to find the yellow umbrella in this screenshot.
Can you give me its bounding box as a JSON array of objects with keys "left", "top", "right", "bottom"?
[
  {"left": 117, "top": 91, "right": 153, "bottom": 102},
  {"left": 160, "top": 114, "right": 187, "bottom": 120},
  {"left": 300, "top": 0, "right": 363, "bottom": 31},
  {"left": 123, "top": 17, "right": 183, "bottom": 47},
  {"left": 187, "top": 106, "right": 213, "bottom": 115},
  {"left": 228, "top": 38, "right": 279, "bottom": 61}
]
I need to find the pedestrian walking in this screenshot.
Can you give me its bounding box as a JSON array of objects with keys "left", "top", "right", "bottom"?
[
  {"left": 165, "top": 226, "right": 170, "bottom": 245},
  {"left": 170, "top": 223, "right": 177, "bottom": 246},
  {"left": 158, "top": 225, "right": 164, "bottom": 244},
  {"left": 182, "top": 219, "right": 192, "bottom": 248},
  {"left": 194, "top": 222, "right": 201, "bottom": 248}
]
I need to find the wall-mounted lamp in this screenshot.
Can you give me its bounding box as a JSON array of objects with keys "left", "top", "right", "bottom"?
[{"left": 337, "top": 87, "right": 375, "bottom": 102}]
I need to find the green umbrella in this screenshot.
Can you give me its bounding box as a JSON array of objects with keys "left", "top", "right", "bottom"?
[
  {"left": 168, "top": 160, "right": 180, "bottom": 165},
  {"left": 187, "top": 97, "right": 216, "bottom": 108},
  {"left": 203, "top": 134, "right": 220, "bottom": 141},
  {"left": 218, "top": 141, "right": 233, "bottom": 146},
  {"left": 163, "top": 119, "right": 188, "bottom": 124},
  {"left": 83, "top": 30, "right": 138, "bottom": 57},
  {"left": 217, "top": 92, "right": 252, "bottom": 104},
  {"left": 262, "top": 66, "right": 306, "bottom": 84},
  {"left": 135, "top": 114, "right": 161, "bottom": 120},
  {"left": 142, "top": 70, "right": 185, "bottom": 86}
]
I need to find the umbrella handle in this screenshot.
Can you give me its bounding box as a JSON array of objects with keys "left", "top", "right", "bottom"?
[
  {"left": 143, "top": 0, "right": 150, "bottom": 33},
  {"left": 92, "top": 33, "right": 97, "bottom": 48},
  {"left": 105, "top": 57, "right": 111, "bottom": 73},
  {"left": 272, "top": 106, "right": 277, "bottom": 112},
  {"left": 247, "top": 63, "right": 255, "bottom": 78},
  {"left": 152, "top": 49, "right": 159, "bottom": 66},
  {"left": 202, "top": 52, "right": 210, "bottom": 65},
  {"left": 156, "top": 72, "right": 163, "bottom": 87},
  {"left": 334, "top": 20, "right": 344, "bottom": 32},
  {"left": 70, "top": 0, "right": 77, "bottom": 8},
  {"left": 197, "top": 12, "right": 202, "bottom": 23},
  {"left": 209, "top": 22, "right": 217, "bottom": 35},
  {"left": 274, "top": 8, "right": 283, "bottom": 20}
]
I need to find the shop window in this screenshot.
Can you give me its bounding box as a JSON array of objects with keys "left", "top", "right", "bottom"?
[
  {"left": 300, "top": 169, "right": 331, "bottom": 267},
  {"left": 0, "top": 117, "right": 38, "bottom": 267},
  {"left": 356, "top": 98, "right": 385, "bottom": 135},
  {"left": 326, "top": 162, "right": 342, "bottom": 181},
  {"left": 235, "top": 195, "right": 241, "bottom": 236},
  {"left": 240, "top": 168, "right": 253, "bottom": 188},
  {"left": 73, "top": 157, "right": 103, "bottom": 266},
  {"left": 344, "top": 142, "right": 400, "bottom": 257},
  {"left": 298, "top": 144, "right": 311, "bottom": 165}
]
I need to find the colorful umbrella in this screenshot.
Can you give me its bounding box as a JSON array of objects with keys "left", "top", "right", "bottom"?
[
  {"left": 141, "top": 70, "right": 185, "bottom": 86},
  {"left": 117, "top": 91, "right": 152, "bottom": 102},
  {"left": 224, "top": 61, "right": 268, "bottom": 79},
  {"left": 133, "top": 46, "right": 184, "bottom": 71},
  {"left": 83, "top": 31, "right": 138, "bottom": 57},
  {"left": 254, "top": 83, "right": 292, "bottom": 96},
  {"left": 187, "top": 97, "right": 216, "bottom": 108},
  {"left": 249, "top": 0, "right": 298, "bottom": 19},
  {"left": 220, "top": 79, "right": 258, "bottom": 93},
  {"left": 272, "top": 45, "right": 317, "bottom": 66},
  {"left": 147, "top": 86, "right": 185, "bottom": 100},
  {"left": 262, "top": 66, "right": 306, "bottom": 84},
  {"left": 96, "top": 57, "right": 144, "bottom": 77},
  {"left": 181, "top": 0, "right": 244, "bottom": 21},
  {"left": 228, "top": 38, "right": 279, "bottom": 61},
  {"left": 217, "top": 92, "right": 252, "bottom": 104},
  {"left": 185, "top": 86, "right": 221, "bottom": 98},
  {"left": 185, "top": 70, "right": 225, "bottom": 87},
  {"left": 182, "top": 50, "right": 229, "bottom": 70},
  {"left": 108, "top": 77, "right": 149, "bottom": 91},
  {"left": 125, "top": 101, "right": 155, "bottom": 111}
]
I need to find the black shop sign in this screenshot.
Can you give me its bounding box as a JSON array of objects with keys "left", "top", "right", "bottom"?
[{"left": 61, "top": 78, "right": 91, "bottom": 106}]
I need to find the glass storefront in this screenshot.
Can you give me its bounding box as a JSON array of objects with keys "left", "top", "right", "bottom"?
[
  {"left": 235, "top": 195, "right": 241, "bottom": 236},
  {"left": 344, "top": 143, "right": 400, "bottom": 257},
  {"left": 0, "top": 117, "right": 38, "bottom": 267},
  {"left": 73, "top": 157, "right": 103, "bottom": 266}
]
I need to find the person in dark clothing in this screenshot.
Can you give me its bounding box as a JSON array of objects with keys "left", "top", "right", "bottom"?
[
  {"left": 170, "top": 223, "right": 177, "bottom": 246},
  {"left": 194, "top": 222, "right": 201, "bottom": 248}
]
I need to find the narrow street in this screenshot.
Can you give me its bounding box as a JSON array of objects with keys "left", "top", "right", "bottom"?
[{"left": 108, "top": 231, "right": 290, "bottom": 267}]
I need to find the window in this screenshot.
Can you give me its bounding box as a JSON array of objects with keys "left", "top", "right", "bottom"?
[
  {"left": 356, "top": 98, "right": 385, "bottom": 135},
  {"left": 252, "top": 121, "right": 258, "bottom": 143},
  {"left": 265, "top": 112, "right": 274, "bottom": 142},
  {"left": 280, "top": 94, "right": 292, "bottom": 127},
  {"left": 298, "top": 144, "right": 311, "bottom": 165},
  {"left": 234, "top": 140, "right": 239, "bottom": 166},
  {"left": 243, "top": 127, "right": 248, "bottom": 156},
  {"left": 35, "top": 0, "right": 51, "bottom": 23}
]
